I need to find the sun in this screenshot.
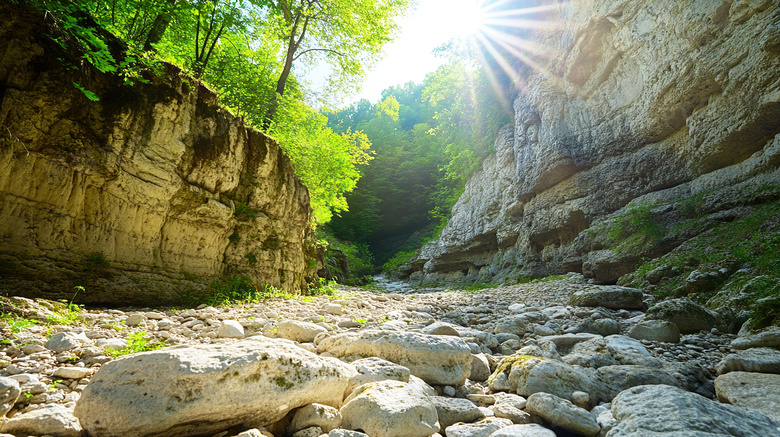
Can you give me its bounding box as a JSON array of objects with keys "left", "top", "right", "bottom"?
[{"left": 440, "top": 0, "right": 488, "bottom": 39}]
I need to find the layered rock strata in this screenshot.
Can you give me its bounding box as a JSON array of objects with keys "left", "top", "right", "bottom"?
[
  {"left": 0, "top": 4, "right": 312, "bottom": 305},
  {"left": 406, "top": 0, "right": 780, "bottom": 284}
]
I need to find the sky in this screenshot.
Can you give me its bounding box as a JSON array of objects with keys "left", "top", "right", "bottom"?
[
  {"left": 353, "top": 0, "right": 486, "bottom": 104},
  {"left": 302, "top": 0, "right": 487, "bottom": 106}
]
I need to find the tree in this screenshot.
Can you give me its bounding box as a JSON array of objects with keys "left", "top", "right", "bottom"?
[{"left": 263, "top": 0, "right": 410, "bottom": 124}]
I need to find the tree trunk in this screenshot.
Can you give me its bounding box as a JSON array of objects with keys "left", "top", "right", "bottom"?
[{"left": 143, "top": 0, "right": 177, "bottom": 51}]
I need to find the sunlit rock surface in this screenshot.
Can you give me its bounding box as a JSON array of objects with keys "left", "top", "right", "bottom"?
[
  {"left": 0, "top": 4, "right": 313, "bottom": 305},
  {"left": 407, "top": 0, "right": 780, "bottom": 285}
]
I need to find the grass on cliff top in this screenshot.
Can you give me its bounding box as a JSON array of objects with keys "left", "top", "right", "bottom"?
[{"left": 619, "top": 198, "right": 780, "bottom": 328}]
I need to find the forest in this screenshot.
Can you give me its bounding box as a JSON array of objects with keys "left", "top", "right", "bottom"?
[{"left": 23, "top": 0, "right": 517, "bottom": 284}]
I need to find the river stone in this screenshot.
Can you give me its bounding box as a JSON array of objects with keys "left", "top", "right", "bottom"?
[
  {"left": 609, "top": 384, "right": 780, "bottom": 436},
  {"left": 644, "top": 298, "right": 725, "bottom": 334},
  {"left": 716, "top": 347, "right": 780, "bottom": 375},
  {"left": 45, "top": 331, "right": 91, "bottom": 353},
  {"left": 340, "top": 380, "right": 439, "bottom": 437},
  {"left": 423, "top": 321, "right": 461, "bottom": 336},
  {"left": 494, "top": 315, "right": 528, "bottom": 336},
  {"left": 731, "top": 327, "right": 780, "bottom": 350},
  {"left": 277, "top": 320, "right": 328, "bottom": 343},
  {"left": 444, "top": 417, "right": 513, "bottom": 437},
  {"left": 627, "top": 320, "right": 681, "bottom": 343},
  {"left": 317, "top": 329, "right": 472, "bottom": 386},
  {"left": 345, "top": 357, "right": 410, "bottom": 396},
  {"left": 0, "top": 377, "right": 21, "bottom": 417},
  {"left": 74, "top": 337, "right": 356, "bottom": 437},
  {"left": 597, "top": 365, "right": 679, "bottom": 400},
  {"left": 563, "top": 336, "right": 659, "bottom": 369},
  {"left": 569, "top": 286, "right": 644, "bottom": 310},
  {"left": 52, "top": 366, "right": 92, "bottom": 380},
  {"left": 431, "top": 396, "right": 486, "bottom": 428},
  {"left": 0, "top": 404, "right": 82, "bottom": 437},
  {"left": 289, "top": 403, "right": 342, "bottom": 434},
  {"left": 488, "top": 355, "right": 601, "bottom": 405},
  {"left": 539, "top": 333, "right": 600, "bottom": 355},
  {"left": 217, "top": 320, "right": 245, "bottom": 338},
  {"left": 715, "top": 371, "right": 780, "bottom": 423},
  {"left": 470, "top": 353, "right": 491, "bottom": 382},
  {"left": 525, "top": 392, "right": 600, "bottom": 436},
  {"left": 490, "top": 403, "right": 532, "bottom": 424},
  {"left": 487, "top": 424, "right": 556, "bottom": 437}
]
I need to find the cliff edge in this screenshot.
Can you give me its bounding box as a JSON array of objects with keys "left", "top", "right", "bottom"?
[
  {"left": 0, "top": 3, "right": 314, "bottom": 305},
  {"left": 407, "top": 0, "right": 780, "bottom": 286}
]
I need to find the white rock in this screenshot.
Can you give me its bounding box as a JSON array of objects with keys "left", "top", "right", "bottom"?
[
  {"left": 470, "top": 353, "right": 491, "bottom": 382},
  {"left": 278, "top": 320, "right": 329, "bottom": 343},
  {"left": 0, "top": 404, "right": 82, "bottom": 437},
  {"left": 289, "top": 403, "right": 342, "bottom": 433},
  {"left": 346, "top": 357, "right": 410, "bottom": 396},
  {"left": 487, "top": 424, "right": 556, "bottom": 437},
  {"left": 431, "top": 396, "right": 486, "bottom": 428},
  {"left": 125, "top": 313, "right": 146, "bottom": 326},
  {"left": 45, "top": 332, "right": 92, "bottom": 353},
  {"left": 322, "top": 303, "right": 344, "bottom": 315},
  {"left": 0, "top": 377, "right": 21, "bottom": 417},
  {"left": 74, "top": 337, "right": 356, "bottom": 437},
  {"left": 715, "top": 371, "right": 780, "bottom": 423},
  {"left": 318, "top": 329, "right": 473, "bottom": 386},
  {"left": 217, "top": 320, "right": 245, "bottom": 338},
  {"left": 53, "top": 366, "right": 93, "bottom": 380},
  {"left": 340, "top": 380, "right": 439, "bottom": 437},
  {"left": 445, "top": 417, "right": 513, "bottom": 437}
]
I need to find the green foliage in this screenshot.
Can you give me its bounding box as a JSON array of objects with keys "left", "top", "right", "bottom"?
[
  {"left": 3, "top": 316, "right": 36, "bottom": 333},
  {"left": 72, "top": 82, "right": 100, "bottom": 101},
  {"left": 85, "top": 252, "right": 110, "bottom": 274},
  {"left": 319, "top": 230, "right": 375, "bottom": 284},
  {"left": 608, "top": 201, "right": 666, "bottom": 254},
  {"left": 202, "top": 276, "right": 297, "bottom": 306},
  {"left": 234, "top": 202, "right": 257, "bottom": 221},
  {"left": 305, "top": 278, "right": 339, "bottom": 296},
  {"left": 382, "top": 250, "right": 416, "bottom": 273},
  {"left": 105, "top": 331, "right": 165, "bottom": 357}
]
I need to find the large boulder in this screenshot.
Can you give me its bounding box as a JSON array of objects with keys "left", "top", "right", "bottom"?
[
  {"left": 430, "top": 396, "right": 485, "bottom": 429},
  {"left": 0, "top": 377, "right": 21, "bottom": 417},
  {"left": 488, "top": 355, "right": 602, "bottom": 406},
  {"left": 715, "top": 372, "right": 780, "bottom": 423},
  {"left": 562, "top": 336, "right": 660, "bottom": 369},
  {"left": 627, "top": 320, "right": 680, "bottom": 343},
  {"left": 569, "top": 286, "right": 645, "bottom": 310},
  {"left": 596, "top": 365, "right": 679, "bottom": 400},
  {"left": 608, "top": 385, "right": 780, "bottom": 436},
  {"left": 345, "top": 357, "right": 411, "bottom": 396},
  {"left": 644, "top": 299, "right": 726, "bottom": 334},
  {"left": 339, "top": 381, "right": 439, "bottom": 437},
  {"left": 74, "top": 337, "right": 356, "bottom": 437},
  {"left": 317, "top": 330, "right": 472, "bottom": 386},
  {"left": 444, "top": 417, "right": 513, "bottom": 437}
]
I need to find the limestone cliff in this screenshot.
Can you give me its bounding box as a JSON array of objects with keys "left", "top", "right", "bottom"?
[
  {"left": 407, "top": 0, "right": 780, "bottom": 285},
  {"left": 0, "top": 3, "right": 313, "bottom": 305}
]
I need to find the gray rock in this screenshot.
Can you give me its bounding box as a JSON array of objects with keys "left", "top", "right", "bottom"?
[
  {"left": 716, "top": 347, "right": 780, "bottom": 375},
  {"left": 645, "top": 298, "right": 726, "bottom": 334},
  {"left": 609, "top": 384, "right": 780, "bottom": 436},
  {"left": 45, "top": 331, "right": 91, "bottom": 353},
  {"left": 627, "top": 320, "right": 680, "bottom": 343},
  {"left": 0, "top": 377, "right": 21, "bottom": 417},
  {"left": 53, "top": 366, "right": 92, "bottom": 380},
  {"left": 329, "top": 430, "right": 369, "bottom": 437},
  {"left": 563, "top": 335, "right": 660, "bottom": 369},
  {"left": 494, "top": 315, "right": 528, "bottom": 337},
  {"left": 569, "top": 286, "right": 645, "bottom": 310},
  {"left": 318, "top": 330, "right": 473, "bottom": 386},
  {"left": 0, "top": 404, "right": 82, "bottom": 437},
  {"left": 539, "top": 333, "right": 600, "bottom": 355},
  {"left": 596, "top": 365, "right": 679, "bottom": 400},
  {"left": 340, "top": 380, "right": 439, "bottom": 437},
  {"left": 430, "top": 396, "right": 486, "bottom": 428},
  {"left": 74, "top": 337, "right": 356, "bottom": 437},
  {"left": 292, "top": 426, "right": 322, "bottom": 437},
  {"left": 526, "top": 392, "right": 600, "bottom": 436},
  {"left": 423, "top": 321, "right": 461, "bottom": 336},
  {"left": 470, "top": 353, "right": 492, "bottom": 382},
  {"left": 444, "top": 417, "right": 513, "bottom": 437},
  {"left": 490, "top": 403, "right": 532, "bottom": 424},
  {"left": 125, "top": 313, "right": 146, "bottom": 326},
  {"left": 715, "top": 371, "right": 780, "bottom": 423},
  {"left": 487, "top": 424, "right": 556, "bottom": 437},
  {"left": 731, "top": 327, "right": 780, "bottom": 350}
]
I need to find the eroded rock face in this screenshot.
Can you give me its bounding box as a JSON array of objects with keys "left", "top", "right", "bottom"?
[
  {"left": 0, "top": 4, "right": 312, "bottom": 305},
  {"left": 406, "top": 0, "right": 780, "bottom": 285}
]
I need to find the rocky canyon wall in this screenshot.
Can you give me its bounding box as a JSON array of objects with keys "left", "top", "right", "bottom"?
[
  {"left": 406, "top": 0, "right": 780, "bottom": 285},
  {"left": 0, "top": 3, "right": 313, "bottom": 305}
]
